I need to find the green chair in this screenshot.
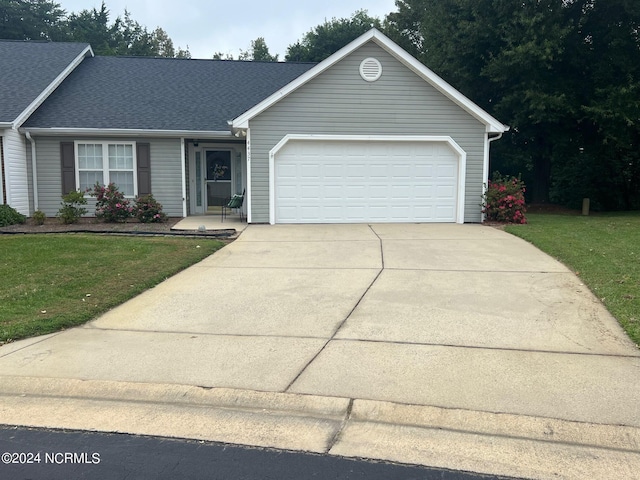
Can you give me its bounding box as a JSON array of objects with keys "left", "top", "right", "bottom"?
[{"left": 222, "top": 189, "right": 245, "bottom": 222}]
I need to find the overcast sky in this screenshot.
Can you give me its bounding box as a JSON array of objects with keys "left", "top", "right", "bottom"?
[{"left": 55, "top": 0, "right": 399, "bottom": 59}]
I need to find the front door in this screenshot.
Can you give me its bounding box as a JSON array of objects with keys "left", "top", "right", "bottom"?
[
  {"left": 190, "top": 146, "right": 244, "bottom": 215},
  {"left": 205, "top": 150, "right": 231, "bottom": 211}
]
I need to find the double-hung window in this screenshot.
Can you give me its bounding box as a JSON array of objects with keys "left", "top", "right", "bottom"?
[{"left": 76, "top": 142, "right": 137, "bottom": 196}]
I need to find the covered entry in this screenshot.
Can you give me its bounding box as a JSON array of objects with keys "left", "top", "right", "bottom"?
[
  {"left": 188, "top": 143, "right": 245, "bottom": 215},
  {"left": 269, "top": 135, "right": 466, "bottom": 224}
]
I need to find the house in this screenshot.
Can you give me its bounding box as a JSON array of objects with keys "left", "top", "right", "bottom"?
[{"left": 1, "top": 29, "right": 507, "bottom": 224}]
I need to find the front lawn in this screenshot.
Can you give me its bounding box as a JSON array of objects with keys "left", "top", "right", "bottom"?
[
  {"left": 504, "top": 212, "right": 640, "bottom": 347},
  {"left": 0, "top": 235, "right": 225, "bottom": 343}
]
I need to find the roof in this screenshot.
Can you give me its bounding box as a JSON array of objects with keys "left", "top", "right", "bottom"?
[
  {"left": 23, "top": 56, "right": 316, "bottom": 132},
  {"left": 0, "top": 40, "right": 92, "bottom": 125},
  {"left": 232, "top": 29, "right": 509, "bottom": 134}
]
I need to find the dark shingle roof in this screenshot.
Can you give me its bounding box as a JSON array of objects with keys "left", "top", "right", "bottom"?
[
  {"left": 23, "top": 56, "right": 317, "bottom": 131},
  {"left": 0, "top": 40, "right": 90, "bottom": 123}
]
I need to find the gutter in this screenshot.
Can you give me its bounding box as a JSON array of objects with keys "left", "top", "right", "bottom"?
[
  {"left": 20, "top": 128, "right": 234, "bottom": 139},
  {"left": 25, "top": 132, "right": 38, "bottom": 211}
]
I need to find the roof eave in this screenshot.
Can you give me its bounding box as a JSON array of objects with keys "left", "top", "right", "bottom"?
[{"left": 20, "top": 127, "right": 234, "bottom": 139}]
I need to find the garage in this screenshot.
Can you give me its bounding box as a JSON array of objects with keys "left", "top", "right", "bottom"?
[{"left": 270, "top": 136, "right": 465, "bottom": 224}]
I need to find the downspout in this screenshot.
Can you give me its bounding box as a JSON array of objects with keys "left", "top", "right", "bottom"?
[
  {"left": 25, "top": 131, "right": 38, "bottom": 212},
  {"left": 180, "top": 138, "right": 187, "bottom": 217},
  {"left": 482, "top": 132, "right": 504, "bottom": 222},
  {"left": 489, "top": 132, "right": 503, "bottom": 143},
  {"left": 245, "top": 128, "right": 251, "bottom": 224}
]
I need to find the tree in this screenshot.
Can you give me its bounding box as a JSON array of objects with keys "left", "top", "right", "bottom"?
[
  {"left": 214, "top": 37, "right": 278, "bottom": 61},
  {"left": 285, "top": 10, "right": 381, "bottom": 62},
  {"left": 212, "top": 51, "right": 233, "bottom": 60},
  {"left": 0, "top": 0, "right": 66, "bottom": 40},
  {"left": 239, "top": 37, "right": 278, "bottom": 61},
  {"left": 65, "top": 2, "right": 122, "bottom": 55},
  {"left": 386, "top": 0, "right": 640, "bottom": 209},
  {"left": 1, "top": 0, "right": 189, "bottom": 59}
]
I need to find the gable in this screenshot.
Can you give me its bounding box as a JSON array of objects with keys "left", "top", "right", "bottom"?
[
  {"left": 232, "top": 29, "right": 507, "bottom": 133},
  {"left": 254, "top": 42, "right": 486, "bottom": 133},
  {"left": 0, "top": 41, "right": 92, "bottom": 125}
]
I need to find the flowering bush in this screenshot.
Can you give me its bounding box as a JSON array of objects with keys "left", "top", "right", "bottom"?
[
  {"left": 134, "top": 194, "right": 167, "bottom": 223},
  {"left": 88, "top": 183, "right": 133, "bottom": 222},
  {"left": 482, "top": 173, "right": 527, "bottom": 224}
]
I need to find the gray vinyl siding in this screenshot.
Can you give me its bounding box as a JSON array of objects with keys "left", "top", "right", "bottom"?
[
  {"left": 249, "top": 42, "right": 487, "bottom": 223},
  {"left": 34, "top": 136, "right": 183, "bottom": 217},
  {"left": 2, "top": 128, "right": 31, "bottom": 215}
]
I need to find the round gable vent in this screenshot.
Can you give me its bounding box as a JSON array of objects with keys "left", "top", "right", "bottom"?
[{"left": 359, "top": 58, "right": 382, "bottom": 82}]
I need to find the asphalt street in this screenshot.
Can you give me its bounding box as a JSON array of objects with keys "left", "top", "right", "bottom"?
[{"left": 0, "top": 426, "right": 522, "bottom": 480}]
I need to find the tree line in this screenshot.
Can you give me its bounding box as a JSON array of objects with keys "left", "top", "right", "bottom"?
[
  {"left": 0, "top": 0, "right": 190, "bottom": 57},
  {"left": 2, "top": 0, "right": 639, "bottom": 209}
]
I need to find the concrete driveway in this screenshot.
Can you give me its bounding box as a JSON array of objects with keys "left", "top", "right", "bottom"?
[{"left": 1, "top": 224, "right": 639, "bottom": 479}]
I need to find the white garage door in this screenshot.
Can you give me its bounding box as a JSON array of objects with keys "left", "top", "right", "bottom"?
[{"left": 274, "top": 140, "right": 459, "bottom": 223}]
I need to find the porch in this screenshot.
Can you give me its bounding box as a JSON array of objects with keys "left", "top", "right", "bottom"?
[{"left": 172, "top": 213, "right": 248, "bottom": 233}]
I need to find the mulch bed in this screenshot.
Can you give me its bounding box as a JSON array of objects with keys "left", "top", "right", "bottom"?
[{"left": 0, "top": 217, "right": 235, "bottom": 238}]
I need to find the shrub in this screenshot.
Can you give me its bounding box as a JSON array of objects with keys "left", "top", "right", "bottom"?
[
  {"left": 89, "top": 183, "right": 133, "bottom": 222},
  {"left": 0, "top": 204, "right": 27, "bottom": 227},
  {"left": 32, "top": 210, "right": 46, "bottom": 225},
  {"left": 57, "top": 190, "right": 88, "bottom": 224},
  {"left": 482, "top": 173, "right": 527, "bottom": 224},
  {"left": 134, "top": 194, "right": 167, "bottom": 223}
]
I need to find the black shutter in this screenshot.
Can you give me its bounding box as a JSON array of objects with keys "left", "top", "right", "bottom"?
[
  {"left": 60, "top": 142, "right": 75, "bottom": 194},
  {"left": 137, "top": 143, "right": 151, "bottom": 196}
]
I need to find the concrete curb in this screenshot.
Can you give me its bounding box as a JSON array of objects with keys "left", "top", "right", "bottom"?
[{"left": 1, "top": 377, "right": 639, "bottom": 479}]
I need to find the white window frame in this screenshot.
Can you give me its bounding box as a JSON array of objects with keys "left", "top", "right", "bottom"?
[{"left": 75, "top": 141, "right": 138, "bottom": 197}]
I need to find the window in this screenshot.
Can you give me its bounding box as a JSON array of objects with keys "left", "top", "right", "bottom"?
[{"left": 76, "top": 142, "right": 137, "bottom": 196}]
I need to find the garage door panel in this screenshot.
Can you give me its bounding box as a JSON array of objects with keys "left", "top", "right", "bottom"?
[
  {"left": 300, "top": 185, "right": 321, "bottom": 199},
  {"left": 413, "top": 185, "right": 434, "bottom": 198},
  {"left": 324, "top": 165, "right": 344, "bottom": 179},
  {"left": 436, "top": 185, "right": 456, "bottom": 199},
  {"left": 368, "top": 185, "right": 389, "bottom": 200},
  {"left": 275, "top": 140, "right": 459, "bottom": 223},
  {"left": 389, "top": 184, "right": 412, "bottom": 198},
  {"left": 278, "top": 164, "right": 298, "bottom": 178},
  {"left": 368, "top": 164, "right": 389, "bottom": 179},
  {"left": 436, "top": 164, "right": 456, "bottom": 177},
  {"left": 436, "top": 206, "right": 456, "bottom": 221},
  {"left": 413, "top": 164, "right": 435, "bottom": 179}
]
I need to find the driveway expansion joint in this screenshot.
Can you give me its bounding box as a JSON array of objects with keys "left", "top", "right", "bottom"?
[{"left": 284, "top": 229, "right": 386, "bottom": 393}]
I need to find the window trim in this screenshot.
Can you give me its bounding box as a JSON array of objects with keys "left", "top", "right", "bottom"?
[{"left": 74, "top": 141, "right": 138, "bottom": 197}]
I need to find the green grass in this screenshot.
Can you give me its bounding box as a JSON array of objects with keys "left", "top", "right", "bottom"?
[
  {"left": 504, "top": 212, "right": 640, "bottom": 347},
  {"left": 0, "top": 235, "right": 225, "bottom": 343}
]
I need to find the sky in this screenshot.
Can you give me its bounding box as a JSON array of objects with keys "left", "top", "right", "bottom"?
[{"left": 55, "top": 0, "right": 399, "bottom": 59}]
